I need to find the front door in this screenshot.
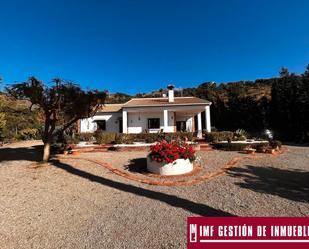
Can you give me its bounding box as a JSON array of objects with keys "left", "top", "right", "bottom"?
[
  {"left": 176, "top": 121, "right": 186, "bottom": 132},
  {"left": 119, "top": 118, "right": 123, "bottom": 133}
]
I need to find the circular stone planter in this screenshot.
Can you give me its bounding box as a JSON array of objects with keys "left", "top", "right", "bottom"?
[{"left": 146, "top": 156, "right": 193, "bottom": 176}]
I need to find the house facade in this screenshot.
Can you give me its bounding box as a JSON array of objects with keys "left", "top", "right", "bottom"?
[{"left": 79, "top": 86, "right": 211, "bottom": 138}]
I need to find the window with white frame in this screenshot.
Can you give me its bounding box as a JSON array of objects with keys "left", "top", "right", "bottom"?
[
  {"left": 96, "top": 120, "right": 106, "bottom": 131},
  {"left": 148, "top": 118, "right": 160, "bottom": 129}
]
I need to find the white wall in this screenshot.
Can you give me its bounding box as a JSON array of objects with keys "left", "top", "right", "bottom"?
[
  {"left": 80, "top": 108, "right": 201, "bottom": 134},
  {"left": 80, "top": 117, "right": 96, "bottom": 133},
  {"left": 80, "top": 112, "right": 122, "bottom": 133},
  {"left": 127, "top": 111, "right": 175, "bottom": 134}
]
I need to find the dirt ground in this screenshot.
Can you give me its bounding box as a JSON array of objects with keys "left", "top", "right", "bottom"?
[{"left": 0, "top": 140, "right": 308, "bottom": 249}]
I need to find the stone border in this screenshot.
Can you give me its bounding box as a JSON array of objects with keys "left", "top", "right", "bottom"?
[
  {"left": 57, "top": 147, "right": 288, "bottom": 186},
  {"left": 142, "top": 164, "right": 202, "bottom": 179}
]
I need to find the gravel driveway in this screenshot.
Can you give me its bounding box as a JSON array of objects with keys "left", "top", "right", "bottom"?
[{"left": 0, "top": 141, "right": 308, "bottom": 249}]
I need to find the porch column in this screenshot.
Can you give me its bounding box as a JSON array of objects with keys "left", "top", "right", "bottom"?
[
  {"left": 122, "top": 110, "right": 128, "bottom": 133},
  {"left": 205, "top": 105, "right": 211, "bottom": 132},
  {"left": 163, "top": 109, "right": 168, "bottom": 132},
  {"left": 197, "top": 112, "right": 202, "bottom": 138}
]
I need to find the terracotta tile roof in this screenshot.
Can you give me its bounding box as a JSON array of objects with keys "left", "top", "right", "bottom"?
[
  {"left": 96, "top": 97, "right": 210, "bottom": 112},
  {"left": 97, "top": 104, "right": 123, "bottom": 113},
  {"left": 123, "top": 97, "right": 211, "bottom": 107}
]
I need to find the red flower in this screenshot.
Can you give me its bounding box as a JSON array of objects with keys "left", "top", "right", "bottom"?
[{"left": 149, "top": 140, "right": 196, "bottom": 164}]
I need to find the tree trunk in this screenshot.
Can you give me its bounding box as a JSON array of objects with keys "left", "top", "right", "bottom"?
[
  {"left": 42, "top": 116, "right": 55, "bottom": 162},
  {"left": 43, "top": 141, "right": 51, "bottom": 162}
]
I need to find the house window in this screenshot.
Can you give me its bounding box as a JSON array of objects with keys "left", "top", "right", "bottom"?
[
  {"left": 148, "top": 118, "right": 160, "bottom": 129},
  {"left": 96, "top": 120, "right": 106, "bottom": 131}
]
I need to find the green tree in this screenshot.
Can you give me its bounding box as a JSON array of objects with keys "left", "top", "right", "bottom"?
[
  {"left": 279, "top": 67, "right": 290, "bottom": 77},
  {"left": 271, "top": 67, "right": 309, "bottom": 141},
  {"left": 7, "top": 77, "right": 106, "bottom": 161}
]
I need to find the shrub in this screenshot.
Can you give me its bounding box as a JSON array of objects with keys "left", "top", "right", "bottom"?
[
  {"left": 51, "top": 129, "right": 65, "bottom": 145},
  {"left": 213, "top": 141, "right": 269, "bottom": 151},
  {"left": 94, "top": 130, "right": 117, "bottom": 144},
  {"left": 77, "top": 133, "right": 95, "bottom": 142},
  {"left": 213, "top": 142, "right": 248, "bottom": 151},
  {"left": 232, "top": 129, "right": 248, "bottom": 141},
  {"left": 174, "top": 131, "right": 194, "bottom": 141},
  {"left": 19, "top": 128, "right": 40, "bottom": 140},
  {"left": 49, "top": 131, "right": 196, "bottom": 146},
  {"left": 144, "top": 133, "right": 162, "bottom": 143},
  {"left": 233, "top": 135, "right": 247, "bottom": 141},
  {"left": 113, "top": 132, "right": 194, "bottom": 144},
  {"left": 65, "top": 134, "right": 80, "bottom": 145},
  {"left": 205, "top": 131, "right": 234, "bottom": 143},
  {"left": 50, "top": 129, "right": 79, "bottom": 146},
  {"left": 269, "top": 140, "right": 282, "bottom": 149},
  {"left": 161, "top": 132, "right": 193, "bottom": 143},
  {"left": 149, "top": 141, "right": 196, "bottom": 163},
  {"left": 234, "top": 129, "right": 248, "bottom": 138},
  {"left": 256, "top": 143, "right": 269, "bottom": 153},
  {"left": 115, "top": 134, "right": 134, "bottom": 144}
]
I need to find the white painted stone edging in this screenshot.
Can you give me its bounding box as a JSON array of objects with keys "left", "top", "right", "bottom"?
[
  {"left": 146, "top": 156, "right": 193, "bottom": 175},
  {"left": 113, "top": 141, "right": 197, "bottom": 148}
]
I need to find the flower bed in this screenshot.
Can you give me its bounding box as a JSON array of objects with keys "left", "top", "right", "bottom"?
[{"left": 147, "top": 141, "right": 196, "bottom": 175}]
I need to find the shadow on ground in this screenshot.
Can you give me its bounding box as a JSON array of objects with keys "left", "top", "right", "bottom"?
[
  {"left": 227, "top": 165, "right": 309, "bottom": 203},
  {"left": 51, "top": 159, "right": 235, "bottom": 217},
  {"left": 124, "top": 158, "right": 148, "bottom": 173},
  {"left": 1, "top": 144, "right": 234, "bottom": 216},
  {"left": 0, "top": 145, "right": 43, "bottom": 163}
]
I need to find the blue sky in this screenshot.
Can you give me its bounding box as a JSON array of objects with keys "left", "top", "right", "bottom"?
[{"left": 1, "top": 0, "right": 309, "bottom": 94}]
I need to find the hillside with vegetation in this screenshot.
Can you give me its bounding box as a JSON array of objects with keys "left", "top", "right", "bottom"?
[
  {"left": 0, "top": 92, "right": 43, "bottom": 142},
  {"left": 1, "top": 65, "right": 309, "bottom": 143},
  {"left": 105, "top": 92, "right": 131, "bottom": 104},
  {"left": 181, "top": 80, "right": 272, "bottom": 132}
]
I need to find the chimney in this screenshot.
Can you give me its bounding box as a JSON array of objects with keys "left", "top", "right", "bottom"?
[{"left": 167, "top": 84, "right": 175, "bottom": 102}]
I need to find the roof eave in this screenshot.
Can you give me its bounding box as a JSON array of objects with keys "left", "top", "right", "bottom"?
[{"left": 123, "top": 102, "right": 211, "bottom": 108}]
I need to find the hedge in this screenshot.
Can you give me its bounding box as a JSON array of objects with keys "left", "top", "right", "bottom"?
[
  {"left": 115, "top": 134, "right": 134, "bottom": 144},
  {"left": 213, "top": 141, "right": 269, "bottom": 151},
  {"left": 94, "top": 131, "right": 117, "bottom": 144},
  {"left": 92, "top": 131, "right": 194, "bottom": 144},
  {"left": 204, "top": 131, "right": 234, "bottom": 143},
  {"left": 76, "top": 132, "right": 95, "bottom": 142}
]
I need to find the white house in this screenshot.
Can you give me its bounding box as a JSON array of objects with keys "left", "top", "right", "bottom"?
[{"left": 79, "top": 85, "right": 211, "bottom": 138}]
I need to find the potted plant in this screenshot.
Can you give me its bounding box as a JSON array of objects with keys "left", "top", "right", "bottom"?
[{"left": 147, "top": 141, "right": 196, "bottom": 175}]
